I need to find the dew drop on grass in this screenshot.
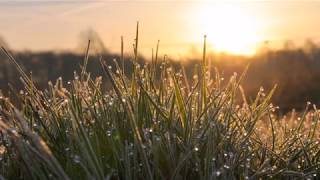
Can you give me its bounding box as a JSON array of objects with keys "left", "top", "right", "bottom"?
[
  {"left": 259, "top": 87, "right": 264, "bottom": 92},
  {"left": 33, "top": 123, "right": 38, "bottom": 128},
  {"left": 9, "top": 128, "right": 17, "bottom": 134},
  {"left": 194, "top": 147, "right": 199, "bottom": 152},
  {"left": 48, "top": 174, "right": 53, "bottom": 178},
  {"left": 216, "top": 171, "right": 221, "bottom": 176},
  {"left": 223, "top": 165, "right": 230, "bottom": 169},
  {"left": 73, "top": 155, "right": 80, "bottom": 164},
  {"left": 229, "top": 152, "right": 234, "bottom": 158},
  {"left": 153, "top": 135, "right": 160, "bottom": 142}
]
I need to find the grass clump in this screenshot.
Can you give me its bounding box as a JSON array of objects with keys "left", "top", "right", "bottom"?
[{"left": 0, "top": 26, "right": 320, "bottom": 179}]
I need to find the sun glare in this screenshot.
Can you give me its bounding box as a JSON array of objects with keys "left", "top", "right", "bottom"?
[{"left": 193, "top": 4, "right": 263, "bottom": 55}]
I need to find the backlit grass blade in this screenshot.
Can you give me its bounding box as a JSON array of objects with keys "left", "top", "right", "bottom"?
[{"left": 172, "top": 74, "right": 187, "bottom": 129}]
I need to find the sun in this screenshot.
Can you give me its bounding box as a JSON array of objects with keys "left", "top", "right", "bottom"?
[{"left": 193, "top": 4, "right": 262, "bottom": 55}]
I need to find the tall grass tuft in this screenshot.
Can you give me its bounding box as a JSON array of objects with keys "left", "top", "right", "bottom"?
[{"left": 0, "top": 25, "right": 320, "bottom": 179}]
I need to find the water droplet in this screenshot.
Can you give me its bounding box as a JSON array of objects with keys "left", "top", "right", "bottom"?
[
  {"left": 216, "top": 171, "right": 221, "bottom": 176},
  {"left": 33, "top": 123, "right": 38, "bottom": 128},
  {"left": 73, "top": 155, "right": 80, "bottom": 163},
  {"left": 194, "top": 147, "right": 199, "bottom": 152},
  {"left": 223, "top": 165, "right": 230, "bottom": 169},
  {"left": 260, "top": 87, "right": 264, "bottom": 92},
  {"left": 9, "top": 128, "right": 17, "bottom": 134},
  {"left": 48, "top": 174, "right": 53, "bottom": 178},
  {"left": 155, "top": 136, "right": 161, "bottom": 141}
]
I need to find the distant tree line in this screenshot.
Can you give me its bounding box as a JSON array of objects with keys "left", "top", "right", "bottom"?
[{"left": 1, "top": 43, "right": 320, "bottom": 112}]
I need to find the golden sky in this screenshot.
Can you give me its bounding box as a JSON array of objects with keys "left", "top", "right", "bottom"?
[{"left": 1, "top": 0, "right": 320, "bottom": 57}]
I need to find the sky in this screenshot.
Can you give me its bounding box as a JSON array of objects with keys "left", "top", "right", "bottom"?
[{"left": 1, "top": 0, "right": 320, "bottom": 57}]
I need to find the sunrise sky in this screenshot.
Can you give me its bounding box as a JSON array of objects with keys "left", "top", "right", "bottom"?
[{"left": 1, "top": 0, "right": 320, "bottom": 57}]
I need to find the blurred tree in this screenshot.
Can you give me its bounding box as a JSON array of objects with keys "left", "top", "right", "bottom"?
[
  {"left": 77, "top": 29, "right": 108, "bottom": 55},
  {"left": 304, "top": 39, "right": 318, "bottom": 56},
  {"left": 283, "top": 40, "right": 295, "bottom": 50},
  {"left": 257, "top": 40, "right": 270, "bottom": 55}
]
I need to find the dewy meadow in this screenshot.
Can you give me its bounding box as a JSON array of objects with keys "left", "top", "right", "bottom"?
[{"left": 0, "top": 23, "right": 319, "bottom": 180}]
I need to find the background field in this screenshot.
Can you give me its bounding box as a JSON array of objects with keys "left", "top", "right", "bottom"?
[{"left": 1, "top": 41, "right": 320, "bottom": 111}]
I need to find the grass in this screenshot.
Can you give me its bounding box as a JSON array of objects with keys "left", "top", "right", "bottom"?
[{"left": 0, "top": 25, "right": 320, "bottom": 179}]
